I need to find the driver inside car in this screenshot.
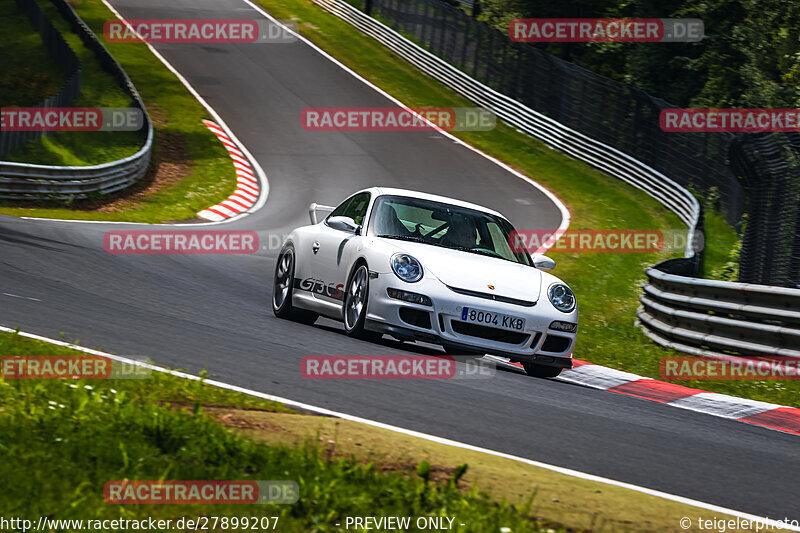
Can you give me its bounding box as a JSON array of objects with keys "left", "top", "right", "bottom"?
[{"left": 442, "top": 214, "right": 478, "bottom": 249}]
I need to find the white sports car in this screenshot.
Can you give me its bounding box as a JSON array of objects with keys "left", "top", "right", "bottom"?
[{"left": 272, "top": 187, "right": 577, "bottom": 378}]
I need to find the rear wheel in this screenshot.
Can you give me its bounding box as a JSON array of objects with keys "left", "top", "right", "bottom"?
[
  {"left": 343, "top": 263, "right": 382, "bottom": 342},
  {"left": 272, "top": 246, "right": 318, "bottom": 325},
  {"left": 522, "top": 361, "right": 562, "bottom": 378}
]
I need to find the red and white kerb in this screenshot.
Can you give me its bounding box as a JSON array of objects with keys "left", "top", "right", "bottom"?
[{"left": 197, "top": 120, "right": 260, "bottom": 221}]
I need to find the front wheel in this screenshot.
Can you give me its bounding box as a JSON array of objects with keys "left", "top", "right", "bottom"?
[
  {"left": 522, "top": 361, "right": 562, "bottom": 378},
  {"left": 272, "top": 247, "right": 318, "bottom": 325},
  {"left": 343, "top": 263, "right": 382, "bottom": 342}
]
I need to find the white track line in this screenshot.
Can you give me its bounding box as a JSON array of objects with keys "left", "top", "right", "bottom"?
[{"left": 1, "top": 325, "right": 796, "bottom": 530}]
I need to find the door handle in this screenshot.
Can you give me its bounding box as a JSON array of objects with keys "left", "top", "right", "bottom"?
[{"left": 312, "top": 241, "right": 320, "bottom": 254}]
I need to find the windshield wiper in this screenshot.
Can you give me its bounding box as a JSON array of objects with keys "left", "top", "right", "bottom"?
[{"left": 376, "top": 234, "right": 429, "bottom": 244}]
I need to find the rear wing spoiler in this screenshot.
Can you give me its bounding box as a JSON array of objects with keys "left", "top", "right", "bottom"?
[{"left": 308, "top": 203, "right": 335, "bottom": 225}]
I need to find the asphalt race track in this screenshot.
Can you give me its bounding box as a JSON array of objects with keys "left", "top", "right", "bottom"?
[{"left": 1, "top": 0, "right": 798, "bottom": 521}]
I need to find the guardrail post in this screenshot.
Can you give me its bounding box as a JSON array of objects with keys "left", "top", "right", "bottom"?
[{"left": 471, "top": 0, "right": 480, "bottom": 17}]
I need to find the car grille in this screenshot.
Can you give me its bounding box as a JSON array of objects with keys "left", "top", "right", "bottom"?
[
  {"left": 451, "top": 320, "right": 531, "bottom": 345},
  {"left": 446, "top": 285, "right": 536, "bottom": 307}
]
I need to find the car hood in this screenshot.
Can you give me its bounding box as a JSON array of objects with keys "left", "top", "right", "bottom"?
[{"left": 381, "top": 240, "right": 542, "bottom": 302}]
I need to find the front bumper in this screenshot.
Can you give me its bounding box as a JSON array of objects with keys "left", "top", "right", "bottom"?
[{"left": 365, "top": 272, "right": 576, "bottom": 368}]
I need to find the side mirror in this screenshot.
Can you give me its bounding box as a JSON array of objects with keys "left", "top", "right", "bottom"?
[
  {"left": 327, "top": 216, "right": 361, "bottom": 234},
  {"left": 533, "top": 255, "right": 556, "bottom": 271}
]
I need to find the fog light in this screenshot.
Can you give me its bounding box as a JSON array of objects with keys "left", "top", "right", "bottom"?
[
  {"left": 387, "top": 288, "right": 432, "bottom": 306},
  {"left": 549, "top": 320, "right": 577, "bottom": 333}
]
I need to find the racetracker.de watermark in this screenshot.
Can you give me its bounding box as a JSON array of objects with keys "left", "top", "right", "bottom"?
[
  {"left": 660, "top": 108, "right": 800, "bottom": 132},
  {"left": 662, "top": 357, "right": 800, "bottom": 380},
  {"left": 103, "top": 19, "right": 298, "bottom": 43},
  {"left": 302, "top": 355, "right": 496, "bottom": 380},
  {"left": 301, "top": 107, "right": 496, "bottom": 131},
  {"left": 1, "top": 107, "right": 143, "bottom": 131},
  {"left": 508, "top": 229, "right": 702, "bottom": 254},
  {"left": 509, "top": 18, "right": 703, "bottom": 42},
  {"left": 1, "top": 355, "right": 150, "bottom": 379},
  {"left": 104, "top": 231, "right": 259, "bottom": 254},
  {"left": 103, "top": 481, "right": 298, "bottom": 504}
]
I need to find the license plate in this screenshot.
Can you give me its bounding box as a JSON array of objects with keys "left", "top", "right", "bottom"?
[{"left": 461, "top": 307, "right": 525, "bottom": 331}]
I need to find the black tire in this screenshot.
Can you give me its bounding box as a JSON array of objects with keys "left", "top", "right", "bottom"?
[
  {"left": 343, "top": 263, "right": 382, "bottom": 342},
  {"left": 522, "top": 361, "right": 562, "bottom": 378},
  {"left": 272, "top": 246, "right": 318, "bottom": 325}
]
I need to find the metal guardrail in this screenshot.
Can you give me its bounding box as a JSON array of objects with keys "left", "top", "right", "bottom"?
[
  {"left": 0, "top": 0, "right": 152, "bottom": 200},
  {"left": 311, "top": 0, "right": 702, "bottom": 261},
  {"left": 0, "top": 152, "right": 151, "bottom": 199},
  {"left": 639, "top": 265, "right": 800, "bottom": 359}
]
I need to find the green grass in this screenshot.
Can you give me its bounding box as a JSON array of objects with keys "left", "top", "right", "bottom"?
[
  {"left": 0, "top": 331, "right": 292, "bottom": 411},
  {"left": 0, "top": 0, "right": 237, "bottom": 223},
  {"left": 0, "top": 331, "right": 571, "bottom": 533},
  {"left": 0, "top": 0, "right": 65, "bottom": 106},
  {"left": 236, "top": 411, "right": 744, "bottom": 532},
  {"left": 2, "top": 330, "right": 753, "bottom": 533},
  {"left": 703, "top": 210, "right": 735, "bottom": 275},
  {"left": 253, "top": 0, "right": 799, "bottom": 407},
  {"left": 703, "top": 209, "right": 741, "bottom": 280}
]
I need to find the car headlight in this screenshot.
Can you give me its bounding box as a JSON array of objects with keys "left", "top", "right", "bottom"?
[
  {"left": 548, "top": 283, "right": 576, "bottom": 313},
  {"left": 391, "top": 254, "right": 423, "bottom": 283}
]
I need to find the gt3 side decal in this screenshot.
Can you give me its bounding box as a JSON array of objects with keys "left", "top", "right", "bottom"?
[{"left": 295, "top": 277, "right": 345, "bottom": 300}]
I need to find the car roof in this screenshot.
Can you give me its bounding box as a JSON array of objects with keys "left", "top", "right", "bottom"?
[{"left": 363, "top": 187, "right": 505, "bottom": 218}]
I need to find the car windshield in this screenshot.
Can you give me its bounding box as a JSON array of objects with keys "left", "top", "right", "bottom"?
[{"left": 371, "top": 195, "right": 532, "bottom": 266}]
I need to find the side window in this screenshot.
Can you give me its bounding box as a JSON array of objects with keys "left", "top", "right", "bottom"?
[
  {"left": 326, "top": 192, "right": 371, "bottom": 227},
  {"left": 343, "top": 193, "right": 370, "bottom": 225},
  {"left": 328, "top": 197, "right": 354, "bottom": 220}
]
